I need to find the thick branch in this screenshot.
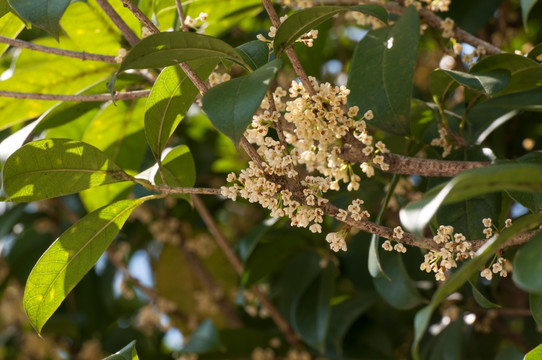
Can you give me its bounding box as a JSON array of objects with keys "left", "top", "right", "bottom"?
[
  {"left": 0, "top": 90, "right": 150, "bottom": 101},
  {"left": 0, "top": 36, "right": 117, "bottom": 63},
  {"left": 96, "top": 0, "right": 140, "bottom": 46}
]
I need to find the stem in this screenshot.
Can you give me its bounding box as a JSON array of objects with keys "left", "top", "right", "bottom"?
[
  {"left": 0, "top": 90, "right": 150, "bottom": 101},
  {"left": 175, "top": 0, "right": 189, "bottom": 32},
  {"left": 0, "top": 36, "right": 117, "bottom": 63},
  {"left": 96, "top": 0, "right": 140, "bottom": 46}
]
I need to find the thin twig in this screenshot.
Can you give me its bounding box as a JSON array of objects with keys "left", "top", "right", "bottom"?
[
  {"left": 175, "top": 0, "right": 189, "bottom": 32},
  {"left": 96, "top": 0, "right": 140, "bottom": 46},
  {"left": 0, "top": 90, "right": 150, "bottom": 101},
  {"left": 120, "top": 0, "right": 159, "bottom": 33},
  {"left": 0, "top": 36, "right": 117, "bottom": 63},
  {"left": 153, "top": 185, "right": 222, "bottom": 196}
]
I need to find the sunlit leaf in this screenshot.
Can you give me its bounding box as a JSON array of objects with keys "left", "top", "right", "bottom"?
[
  {"left": 104, "top": 341, "right": 139, "bottom": 360},
  {"left": 2, "top": 139, "right": 131, "bottom": 202},
  {"left": 23, "top": 197, "right": 151, "bottom": 333},
  {"left": 347, "top": 5, "right": 419, "bottom": 135},
  {"left": 201, "top": 58, "right": 282, "bottom": 146},
  {"left": 0, "top": 12, "right": 24, "bottom": 56},
  {"left": 525, "top": 343, "right": 542, "bottom": 360}
]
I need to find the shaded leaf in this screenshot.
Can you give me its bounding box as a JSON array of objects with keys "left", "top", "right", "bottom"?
[
  {"left": 273, "top": 4, "right": 387, "bottom": 55},
  {"left": 530, "top": 292, "right": 542, "bottom": 328},
  {"left": 469, "top": 280, "right": 501, "bottom": 309},
  {"left": 23, "top": 197, "right": 150, "bottom": 333},
  {"left": 236, "top": 40, "right": 269, "bottom": 70},
  {"left": 347, "top": 6, "right": 419, "bottom": 135},
  {"left": 202, "top": 58, "right": 282, "bottom": 146},
  {"left": 181, "top": 319, "right": 223, "bottom": 354},
  {"left": 521, "top": 0, "right": 539, "bottom": 26},
  {"left": 400, "top": 163, "right": 542, "bottom": 235},
  {"left": 7, "top": 0, "right": 71, "bottom": 38},
  {"left": 145, "top": 61, "right": 217, "bottom": 160},
  {"left": 513, "top": 232, "right": 542, "bottom": 293},
  {"left": 104, "top": 341, "right": 139, "bottom": 360},
  {"left": 427, "top": 319, "right": 463, "bottom": 360},
  {"left": 2, "top": 139, "right": 131, "bottom": 202}
]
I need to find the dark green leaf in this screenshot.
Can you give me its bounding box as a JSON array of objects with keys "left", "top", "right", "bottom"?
[
  {"left": 154, "top": 145, "right": 196, "bottom": 202},
  {"left": 428, "top": 320, "right": 463, "bottom": 360},
  {"left": 368, "top": 234, "right": 386, "bottom": 278},
  {"left": 430, "top": 69, "right": 510, "bottom": 102},
  {"left": 181, "top": 319, "right": 223, "bottom": 354},
  {"left": 513, "top": 232, "right": 542, "bottom": 293},
  {"left": 527, "top": 42, "right": 542, "bottom": 61},
  {"left": 400, "top": 163, "right": 542, "bottom": 234},
  {"left": 293, "top": 264, "right": 335, "bottom": 351},
  {"left": 145, "top": 61, "right": 217, "bottom": 160},
  {"left": 273, "top": 4, "right": 387, "bottom": 55},
  {"left": 202, "top": 58, "right": 282, "bottom": 146},
  {"left": 236, "top": 41, "right": 269, "bottom": 70},
  {"left": 521, "top": 0, "right": 539, "bottom": 26},
  {"left": 525, "top": 343, "right": 542, "bottom": 360},
  {"left": 410, "top": 99, "right": 438, "bottom": 142},
  {"left": 495, "top": 346, "right": 525, "bottom": 360},
  {"left": 2, "top": 139, "right": 131, "bottom": 202},
  {"left": 7, "top": 0, "right": 71, "bottom": 39},
  {"left": 109, "top": 32, "right": 246, "bottom": 92},
  {"left": 412, "top": 213, "right": 542, "bottom": 359},
  {"left": 469, "top": 280, "right": 501, "bottom": 309},
  {"left": 239, "top": 224, "right": 270, "bottom": 261},
  {"left": 347, "top": 6, "right": 419, "bottom": 135},
  {"left": 23, "top": 197, "right": 150, "bottom": 333},
  {"left": 530, "top": 292, "right": 542, "bottom": 328},
  {"left": 373, "top": 250, "right": 424, "bottom": 309},
  {"left": 104, "top": 341, "right": 139, "bottom": 360}
]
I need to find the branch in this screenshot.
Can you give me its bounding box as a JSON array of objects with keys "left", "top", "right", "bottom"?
[
  {"left": 96, "top": 0, "right": 140, "bottom": 46},
  {"left": 0, "top": 36, "right": 117, "bottom": 63},
  {"left": 120, "top": 0, "right": 159, "bottom": 33},
  {"left": 0, "top": 90, "right": 150, "bottom": 101}
]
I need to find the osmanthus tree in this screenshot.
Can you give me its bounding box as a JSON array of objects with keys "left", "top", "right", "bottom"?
[{"left": 1, "top": 0, "right": 542, "bottom": 358}]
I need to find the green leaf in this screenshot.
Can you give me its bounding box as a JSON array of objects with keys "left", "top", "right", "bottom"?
[
  {"left": 23, "top": 197, "right": 150, "bottom": 333},
  {"left": 427, "top": 319, "right": 463, "bottom": 360},
  {"left": 7, "top": 0, "right": 71, "bottom": 39},
  {"left": 327, "top": 292, "right": 377, "bottom": 355},
  {"left": 0, "top": 0, "right": 10, "bottom": 17},
  {"left": 273, "top": 4, "right": 387, "bottom": 55},
  {"left": 145, "top": 61, "right": 217, "bottom": 160},
  {"left": 411, "top": 213, "right": 542, "bottom": 359},
  {"left": 430, "top": 69, "right": 510, "bottom": 102},
  {"left": 201, "top": 58, "right": 282, "bottom": 146},
  {"left": 238, "top": 224, "right": 270, "bottom": 261},
  {"left": 2, "top": 139, "right": 131, "bottom": 202},
  {"left": 109, "top": 32, "right": 247, "bottom": 92},
  {"left": 347, "top": 6, "right": 419, "bottom": 135},
  {"left": 527, "top": 42, "right": 542, "bottom": 61},
  {"left": 530, "top": 293, "right": 542, "bottom": 328},
  {"left": 104, "top": 341, "right": 139, "bottom": 360},
  {"left": 154, "top": 145, "right": 196, "bottom": 202},
  {"left": 521, "top": 0, "right": 538, "bottom": 26},
  {"left": 0, "top": 12, "right": 24, "bottom": 56},
  {"left": 181, "top": 319, "right": 223, "bottom": 354},
  {"left": 469, "top": 280, "right": 501, "bottom": 309},
  {"left": 80, "top": 99, "right": 146, "bottom": 212},
  {"left": 513, "top": 232, "right": 542, "bottom": 293},
  {"left": 293, "top": 264, "right": 335, "bottom": 351},
  {"left": 400, "top": 163, "right": 542, "bottom": 235},
  {"left": 525, "top": 343, "right": 542, "bottom": 360},
  {"left": 372, "top": 250, "right": 424, "bottom": 309},
  {"left": 368, "top": 234, "right": 386, "bottom": 278},
  {"left": 236, "top": 40, "right": 269, "bottom": 70}
]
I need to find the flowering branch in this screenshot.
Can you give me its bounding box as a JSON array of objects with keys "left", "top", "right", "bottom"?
[{"left": 0, "top": 36, "right": 117, "bottom": 63}]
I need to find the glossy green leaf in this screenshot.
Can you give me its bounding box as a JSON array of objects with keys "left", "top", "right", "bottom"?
[
  {"left": 427, "top": 319, "right": 463, "bottom": 360},
  {"left": 521, "top": 0, "right": 538, "bottom": 26},
  {"left": 0, "top": 12, "right": 24, "bottom": 56},
  {"left": 530, "top": 293, "right": 542, "bottom": 328},
  {"left": 181, "top": 319, "right": 223, "bottom": 354},
  {"left": 347, "top": 6, "right": 419, "bottom": 135},
  {"left": 2, "top": 139, "right": 131, "bottom": 202},
  {"left": 327, "top": 292, "right": 376, "bottom": 354},
  {"left": 469, "top": 280, "right": 501, "bottom": 309},
  {"left": 525, "top": 343, "right": 542, "bottom": 360},
  {"left": 236, "top": 40, "right": 269, "bottom": 70},
  {"left": 293, "top": 264, "right": 334, "bottom": 351},
  {"left": 400, "top": 163, "right": 542, "bottom": 234},
  {"left": 109, "top": 32, "right": 247, "bottom": 92},
  {"left": 154, "top": 145, "right": 196, "bottom": 202},
  {"left": 273, "top": 4, "right": 387, "bottom": 55},
  {"left": 430, "top": 69, "right": 510, "bottom": 102},
  {"left": 23, "top": 197, "right": 150, "bottom": 333},
  {"left": 239, "top": 224, "right": 270, "bottom": 261},
  {"left": 513, "top": 232, "right": 542, "bottom": 293},
  {"left": 412, "top": 213, "right": 542, "bottom": 359},
  {"left": 104, "top": 341, "right": 139, "bottom": 360},
  {"left": 202, "top": 58, "right": 282, "bottom": 146},
  {"left": 373, "top": 250, "right": 424, "bottom": 309},
  {"left": 145, "top": 61, "right": 217, "bottom": 160},
  {"left": 7, "top": 0, "right": 71, "bottom": 39},
  {"left": 368, "top": 234, "right": 386, "bottom": 278}
]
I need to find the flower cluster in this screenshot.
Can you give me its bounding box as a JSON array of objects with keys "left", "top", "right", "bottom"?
[
  {"left": 404, "top": 0, "right": 451, "bottom": 12},
  {"left": 480, "top": 256, "right": 510, "bottom": 280},
  {"left": 420, "top": 225, "right": 475, "bottom": 281},
  {"left": 257, "top": 15, "right": 318, "bottom": 49},
  {"left": 441, "top": 17, "right": 455, "bottom": 38},
  {"left": 382, "top": 226, "right": 407, "bottom": 253},
  {"left": 221, "top": 77, "right": 386, "bottom": 252},
  {"left": 430, "top": 124, "right": 453, "bottom": 158},
  {"left": 184, "top": 12, "right": 209, "bottom": 33}
]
